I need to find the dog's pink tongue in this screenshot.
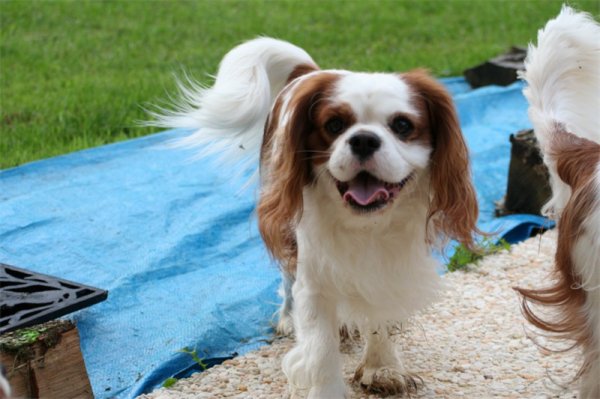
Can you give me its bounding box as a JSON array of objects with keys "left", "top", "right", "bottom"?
[{"left": 343, "top": 175, "right": 389, "bottom": 205}]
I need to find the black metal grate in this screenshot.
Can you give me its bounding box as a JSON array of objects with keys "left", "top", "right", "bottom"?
[{"left": 0, "top": 263, "right": 108, "bottom": 334}]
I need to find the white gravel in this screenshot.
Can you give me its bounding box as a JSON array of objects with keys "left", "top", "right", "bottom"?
[{"left": 140, "top": 230, "right": 582, "bottom": 399}]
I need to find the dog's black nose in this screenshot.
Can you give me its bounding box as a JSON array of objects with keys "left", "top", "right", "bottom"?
[{"left": 349, "top": 132, "right": 381, "bottom": 160}]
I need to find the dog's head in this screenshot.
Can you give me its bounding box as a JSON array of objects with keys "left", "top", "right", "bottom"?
[{"left": 258, "top": 68, "right": 478, "bottom": 260}]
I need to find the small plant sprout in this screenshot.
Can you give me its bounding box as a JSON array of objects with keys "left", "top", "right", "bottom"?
[
  {"left": 162, "top": 377, "right": 177, "bottom": 388},
  {"left": 179, "top": 346, "right": 209, "bottom": 370},
  {"left": 448, "top": 238, "right": 511, "bottom": 272}
]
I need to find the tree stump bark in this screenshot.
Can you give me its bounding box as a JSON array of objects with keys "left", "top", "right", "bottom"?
[
  {"left": 464, "top": 47, "right": 527, "bottom": 88},
  {"left": 496, "top": 129, "right": 552, "bottom": 216}
]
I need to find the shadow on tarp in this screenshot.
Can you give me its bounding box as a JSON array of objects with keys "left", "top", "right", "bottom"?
[{"left": 0, "top": 78, "right": 551, "bottom": 398}]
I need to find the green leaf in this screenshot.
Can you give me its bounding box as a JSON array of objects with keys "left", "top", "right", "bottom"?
[
  {"left": 448, "top": 238, "right": 510, "bottom": 272},
  {"left": 162, "top": 377, "right": 177, "bottom": 388},
  {"left": 178, "top": 347, "right": 208, "bottom": 370}
]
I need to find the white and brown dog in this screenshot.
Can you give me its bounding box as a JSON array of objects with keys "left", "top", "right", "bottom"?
[
  {"left": 153, "top": 38, "right": 478, "bottom": 398},
  {"left": 517, "top": 6, "right": 600, "bottom": 398}
]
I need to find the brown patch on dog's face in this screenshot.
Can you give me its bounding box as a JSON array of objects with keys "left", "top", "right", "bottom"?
[
  {"left": 393, "top": 100, "right": 432, "bottom": 147},
  {"left": 307, "top": 103, "right": 357, "bottom": 166}
]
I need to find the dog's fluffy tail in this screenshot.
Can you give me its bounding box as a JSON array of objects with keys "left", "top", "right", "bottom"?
[
  {"left": 521, "top": 5, "right": 600, "bottom": 216},
  {"left": 522, "top": 5, "right": 600, "bottom": 149},
  {"left": 149, "top": 37, "right": 316, "bottom": 166}
]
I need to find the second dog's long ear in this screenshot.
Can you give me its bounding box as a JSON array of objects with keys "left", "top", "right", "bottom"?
[
  {"left": 404, "top": 69, "right": 479, "bottom": 250},
  {"left": 257, "top": 72, "right": 336, "bottom": 267}
]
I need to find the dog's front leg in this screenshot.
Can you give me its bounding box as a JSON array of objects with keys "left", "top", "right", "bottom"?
[
  {"left": 282, "top": 277, "right": 346, "bottom": 399},
  {"left": 276, "top": 270, "right": 295, "bottom": 335},
  {"left": 354, "top": 323, "right": 422, "bottom": 396}
]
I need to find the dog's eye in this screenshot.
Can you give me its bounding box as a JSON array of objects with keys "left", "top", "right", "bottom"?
[
  {"left": 325, "top": 118, "right": 345, "bottom": 135},
  {"left": 390, "top": 116, "right": 413, "bottom": 138}
]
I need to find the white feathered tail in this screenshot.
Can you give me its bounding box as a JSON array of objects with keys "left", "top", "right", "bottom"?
[
  {"left": 522, "top": 5, "right": 600, "bottom": 148},
  {"left": 521, "top": 5, "right": 600, "bottom": 216},
  {"left": 149, "top": 37, "right": 316, "bottom": 167}
]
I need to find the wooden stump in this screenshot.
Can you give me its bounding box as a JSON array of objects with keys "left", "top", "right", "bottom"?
[
  {"left": 464, "top": 46, "right": 527, "bottom": 88},
  {"left": 496, "top": 129, "right": 552, "bottom": 216},
  {"left": 0, "top": 320, "right": 93, "bottom": 399}
]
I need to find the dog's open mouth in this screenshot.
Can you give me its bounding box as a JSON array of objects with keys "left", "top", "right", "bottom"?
[{"left": 335, "top": 171, "right": 413, "bottom": 212}]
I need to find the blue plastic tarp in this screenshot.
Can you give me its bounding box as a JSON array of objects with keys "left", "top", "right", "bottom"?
[{"left": 0, "top": 78, "right": 551, "bottom": 397}]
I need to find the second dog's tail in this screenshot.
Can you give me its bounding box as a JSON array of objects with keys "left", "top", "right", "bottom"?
[
  {"left": 150, "top": 37, "right": 317, "bottom": 167},
  {"left": 521, "top": 5, "right": 600, "bottom": 150},
  {"left": 521, "top": 5, "right": 600, "bottom": 216}
]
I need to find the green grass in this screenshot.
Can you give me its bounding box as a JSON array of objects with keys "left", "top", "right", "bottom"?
[{"left": 1, "top": 0, "right": 598, "bottom": 169}]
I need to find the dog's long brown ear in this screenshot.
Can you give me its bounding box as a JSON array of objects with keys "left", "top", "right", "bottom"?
[
  {"left": 404, "top": 69, "right": 479, "bottom": 250},
  {"left": 257, "top": 72, "right": 335, "bottom": 269}
]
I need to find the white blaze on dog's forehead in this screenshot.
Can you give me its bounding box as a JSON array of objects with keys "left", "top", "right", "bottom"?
[{"left": 333, "top": 73, "right": 419, "bottom": 120}]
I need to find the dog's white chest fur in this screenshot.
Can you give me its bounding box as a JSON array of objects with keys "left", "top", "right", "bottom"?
[{"left": 296, "top": 181, "right": 443, "bottom": 324}]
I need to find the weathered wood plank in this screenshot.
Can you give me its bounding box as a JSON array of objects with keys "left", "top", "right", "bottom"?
[{"left": 0, "top": 321, "right": 93, "bottom": 399}]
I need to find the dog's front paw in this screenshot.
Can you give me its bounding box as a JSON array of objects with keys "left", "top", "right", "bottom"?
[
  {"left": 307, "top": 382, "right": 347, "bottom": 399},
  {"left": 284, "top": 344, "right": 346, "bottom": 399},
  {"left": 354, "top": 366, "right": 422, "bottom": 397},
  {"left": 282, "top": 344, "right": 307, "bottom": 386}
]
